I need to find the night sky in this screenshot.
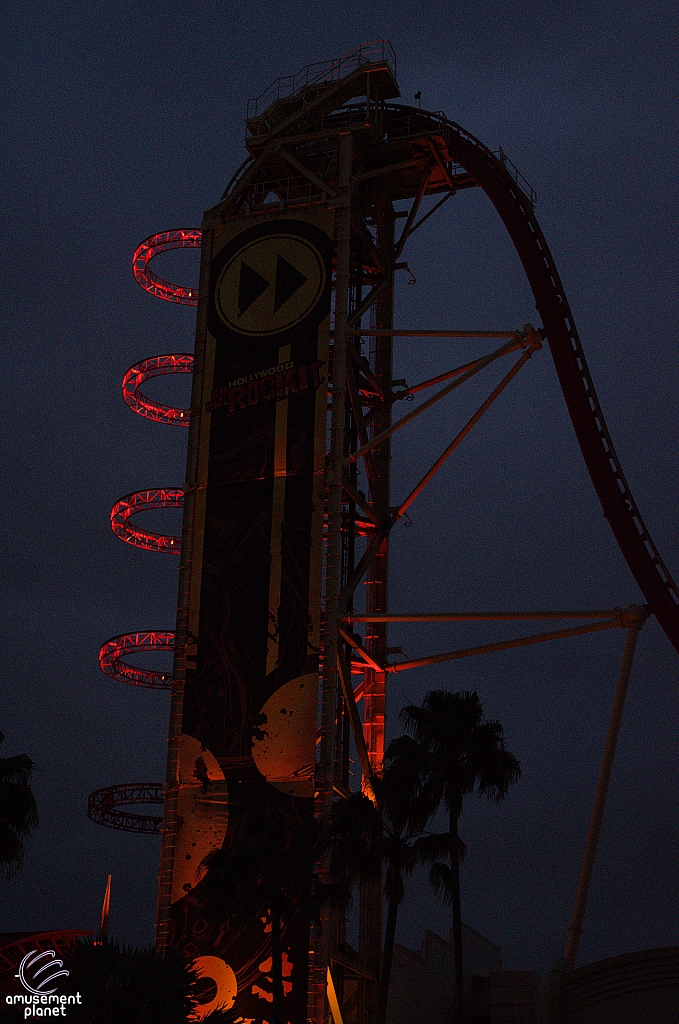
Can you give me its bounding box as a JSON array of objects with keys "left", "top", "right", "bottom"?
[{"left": 2, "top": 0, "right": 677, "bottom": 979}]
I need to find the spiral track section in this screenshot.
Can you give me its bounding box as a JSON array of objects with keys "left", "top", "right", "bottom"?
[
  {"left": 110, "top": 488, "right": 184, "bottom": 553},
  {"left": 122, "top": 354, "right": 193, "bottom": 426},
  {"left": 132, "top": 229, "right": 201, "bottom": 304},
  {"left": 89, "top": 231, "right": 198, "bottom": 833},
  {"left": 88, "top": 784, "right": 164, "bottom": 834},
  {"left": 99, "top": 632, "right": 175, "bottom": 690}
]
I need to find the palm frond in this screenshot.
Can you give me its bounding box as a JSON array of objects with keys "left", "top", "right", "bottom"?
[
  {"left": 428, "top": 862, "right": 454, "bottom": 906},
  {"left": 413, "top": 833, "right": 449, "bottom": 863},
  {"left": 0, "top": 752, "right": 37, "bottom": 787},
  {"left": 0, "top": 781, "right": 39, "bottom": 833},
  {"left": 0, "top": 823, "right": 25, "bottom": 878}
]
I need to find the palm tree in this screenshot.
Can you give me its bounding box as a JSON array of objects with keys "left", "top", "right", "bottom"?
[
  {"left": 0, "top": 731, "right": 38, "bottom": 878},
  {"left": 395, "top": 690, "right": 521, "bottom": 1024},
  {"left": 322, "top": 759, "right": 447, "bottom": 1024}
]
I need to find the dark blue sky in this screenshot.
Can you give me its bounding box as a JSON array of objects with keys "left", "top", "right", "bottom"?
[{"left": 2, "top": 0, "right": 677, "bottom": 977}]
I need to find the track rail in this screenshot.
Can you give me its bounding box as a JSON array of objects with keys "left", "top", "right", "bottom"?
[
  {"left": 91, "top": 235, "right": 194, "bottom": 838},
  {"left": 99, "top": 631, "right": 175, "bottom": 690},
  {"left": 0, "top": 932, "right": 91, "bottom": 977},
  {"left": 110, "top": 488, "right": 183, "bottom": 553},
  {"left": 87, "top": 783, "right": 163, "bottom": 834},
  {"left": 132, "top": 230, "right": 201, "bottom": 305},
  {"left": 122, "top": 354, "right": 193, "bottom": 426},
  {"left": 433, "top": 113, "right": 679, "bottom": 654}
]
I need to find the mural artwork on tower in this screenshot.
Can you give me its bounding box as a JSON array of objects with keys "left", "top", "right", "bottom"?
[{"left": 167, "top": 209, "right": 332, "bottom": 1024}]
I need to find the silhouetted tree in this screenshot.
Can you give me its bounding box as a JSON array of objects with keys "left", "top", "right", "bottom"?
[
  {"left": 0, "top": 731, "right": 38, "bottom": 879},
  {"left": 322, "top": 758, "right": 447, "bottom": 1024},
  {"left": 394, "top": 690, "right": 521, "bottom": 1024}
]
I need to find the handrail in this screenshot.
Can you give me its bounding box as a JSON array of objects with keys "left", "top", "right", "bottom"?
[
  {"left": 246, "top": 40, "right": 396, "bottom": 121},
  {"left": 495, "top": 146, "right": 537, "bottom": 206}
]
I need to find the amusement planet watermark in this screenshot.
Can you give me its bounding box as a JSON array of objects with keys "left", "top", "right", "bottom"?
[{"left": 6, "top": 950, "right": 82, "bottom": 1018}]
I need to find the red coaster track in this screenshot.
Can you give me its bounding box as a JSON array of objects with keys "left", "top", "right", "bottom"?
[
  {"left": 122, "top": 353, "right": 193, "bottom": 426},
  {"left": 430, "top": 114, "right": 679, "bottom": 653},
  {"left": 110, "top": 488, "right": 183, "bottom": 553},
  {"left": 99, "top": 631, "right": 175, "bottom": 690},
  {"left": 0, "top": 932, "right": 91, "bottom": 994},
  {"left": 90, "top": 232, "right": 200, "bottom": 833},
  {"left": 132, "top": 229, "right": 201, "bottom": 305}
]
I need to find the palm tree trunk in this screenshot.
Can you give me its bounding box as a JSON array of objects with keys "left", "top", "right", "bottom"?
[
  {"left": 450, "top": 810, "right": 464, "bottom": 1024},
  {"left": 376, "top": 879, "right": 400, "bottom": 1024},
  {"left": 270, "top": 905, "right": 284, "bottom": 1024}
]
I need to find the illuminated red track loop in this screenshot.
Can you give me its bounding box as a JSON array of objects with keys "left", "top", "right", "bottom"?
[
  {"left": 122, "top": 354, "right": 193, "bottom": 426},
  {"left": 99, "top": 631, "right": 175, "bottom": 690},
  {"left": 110, "top": 489, "right": 183, "bottom": 553},
  {"left": 87, "top": 783, "right": 163, "bottom": 834},
  {"left": 132, "top": 229, "right": 202, "bottom": 305}
]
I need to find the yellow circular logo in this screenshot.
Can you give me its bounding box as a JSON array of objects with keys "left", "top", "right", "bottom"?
[{"left": 215, "top": 234, "right": 326, "bottom": 336}]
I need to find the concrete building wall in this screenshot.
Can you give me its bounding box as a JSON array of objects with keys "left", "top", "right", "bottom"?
[
  {"left": 386, "top": 930, "right": 679, "bottom": 1024},
  {"left": 386, "top": 923, "right": 502, "bottom": 1024},
  {"left": 558, "top": 947, "right": 679, "bottom": 1024}
]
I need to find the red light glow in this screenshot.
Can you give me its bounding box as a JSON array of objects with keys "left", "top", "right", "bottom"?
[
  {"left": 132, "top": 229, "right": 202, "bottom": 305},
  {"left": 122, "top": 353, "right": 193, "bottom": 426},
  {"left": 99, "top": 631, "right": 175, "bottom": 689},
  {"left": 110, "top": 488, "right": 183, "bottom": 553}
]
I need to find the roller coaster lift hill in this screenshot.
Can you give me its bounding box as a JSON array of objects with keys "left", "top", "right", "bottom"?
[{"left": 87, "top": 41, "right": 678, "bottom": 1022}]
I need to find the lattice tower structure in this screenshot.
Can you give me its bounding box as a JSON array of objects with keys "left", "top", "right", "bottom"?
[{"left": 89, "top": 40, "right": 679, "bottom": 1024}]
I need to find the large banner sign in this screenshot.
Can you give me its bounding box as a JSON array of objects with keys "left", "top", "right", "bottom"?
[{"left": 168, "top": 211, "right": 332, "bottom": 1023}]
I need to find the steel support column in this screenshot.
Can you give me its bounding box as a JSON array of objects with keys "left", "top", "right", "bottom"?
[
  {"left": 308, "top": 130, "right": 353, "bottom": 1024},
  {"left": 563, "top": 604, "right": 647, "bottom": 970},
  {"left": 359, "top": 198, "right": 394, "bottom": 1020}
]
